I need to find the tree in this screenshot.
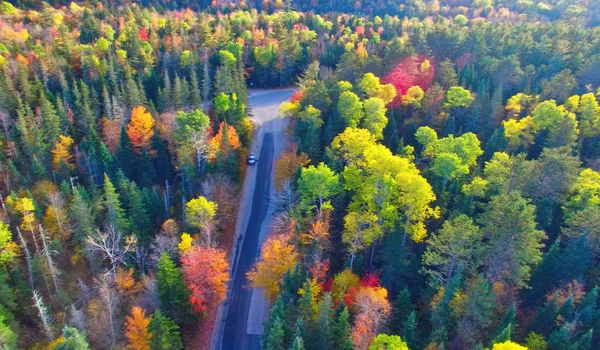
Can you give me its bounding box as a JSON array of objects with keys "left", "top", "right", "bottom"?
[
  {"left": 492, "top": 340, "right": 528, "bottom": 350},
  {"left": 156, "top": 253, "right": 191, "bottom": 325},
  {"left": 298, "top": 162, "right": 339, "bottom": 216},
  {"left": 247, "top": 234, "right": 299, "bottom": 303},
  {"left": 86, "top": 225, "right": 136, "bottom": 276},
  {"left": 175, "top": 109, "right": 210, "bottom": 174},
  {"left": 52, "top": 135, "right": 75, "bottom": 170},
  {"left": 265, "top": 316, "right": 285, "bottom": 350},
  {"left": 0, "top": 221, "right": 17, "bottom": 265},
  {"left": 479, "top": 192, "right": 546, "bottom": 290},
  {"left": 180, "top": 246, "right": 229, "bottom": 314},
  {"left": 185, "top": 196, "right": 218, "bottom": 247},
  {"left": 32, "top": 290, "right": 54, "bottom": 341},
  {"left": 423, "top": 214, "right": 483, "bottom": 287},
  {"left": 127, "top": 106, "right": 155, "bottom": 153},
  {"left": 352, "top": 287, "right": 392, "bottom": 350},
  {"left": 369, "top": 334, "right": 409, "bottom": 350},
  {"left": 54, "top": 326, "right": 91, "bottom": 350},
  {"left": 363, "top": 97, "right": 388, "bottom": 140},
  {"left": 274, "top": 145, "right": 309, "bottom": 191},
  {"left": 148, "top": 310, "right": 183, "bottom": 350},
  {"left": 338, "top": 91, "right": 364, "bottom": 128},
  {"left": 125, "top": 306, "right": 152, "bottom": 350}
]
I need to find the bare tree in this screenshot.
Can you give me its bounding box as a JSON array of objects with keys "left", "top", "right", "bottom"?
[
  {"left": 32, "top": 290, "right": 54, "bottom": 341},
  {"left": 149, "top": 234, "right": 177, "bottom": 267},
  {"left": 39, "top": 225, "right": 61, "bottom": 299},
  {"left": 98, "top": 276, "right": 121, "bottom": 347},
  {"left": 86, "top": 226, "right": 136, "bottom": 276},
  {"left": 69, "top": 304, "right": 87, "bottom": 331},
  {"left": 16, "top": 227, "right": 34, "bottom": 288},
  {"left": 46, "top": 190, "right": 73, "bottom": 240}
]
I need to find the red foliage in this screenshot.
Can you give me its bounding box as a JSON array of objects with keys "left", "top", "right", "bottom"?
[
  {"left": 290, "top": 90, "right": 304, "bottom": 103},
  {"left": 355, "top": 25, "right": 365, "bottom": 36},
  {"left": 382, "top": 55, "right": 435, "bottom": 107},
  {"left": 181, "top": 247, "right": 230, "bottom": 314},
  {"left": 344, "top": 286, "right": 358, "bottom": 307},
  {"left": 321, "top": 278, "right": 333, "bottom": 293},
  {"left": 309, "top": 259, "right": 330, "bottom": 284},
  {"left": 359, "top": 272, "right": 381, "bottom": 288},
  {"left": 138, "top": 28, "right": 149, "bottom": 41}
]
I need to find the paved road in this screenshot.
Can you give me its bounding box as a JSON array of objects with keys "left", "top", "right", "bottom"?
[
  {"left": 221, "top": 132, "right": 273, "bottom": 350},
  {"left": 217, "top": 88, "right": 295, "bottom": 350}
]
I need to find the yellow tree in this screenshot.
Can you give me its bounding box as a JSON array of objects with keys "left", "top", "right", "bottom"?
[
  {"left": 247, "top": 234, "right": 298, "bottom": 303},
  {"left": 125, "top": 306, "right": 152, "bottom": 350},
  {"left": 127, "top": 106, "right": 155, "bottom": 153},
  {"left": 51, "top": 135, "right": 74, "bottom": 170}
]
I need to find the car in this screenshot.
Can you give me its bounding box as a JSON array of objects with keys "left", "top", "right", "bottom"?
[{"left": 247, "top": 153, "right": 257, "bottom": 165}]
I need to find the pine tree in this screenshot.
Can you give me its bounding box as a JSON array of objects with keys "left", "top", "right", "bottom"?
[
  {"left": 332, "top": 303, "right": 353, "bottom": 350},
  {"left": 313, "top": 293, "right": 334, "bottom": 349},
  {"left": 54, "top": 326, "right": 91, "bottom": 350},
  {"left": 148, "top": 310, "right": 183, "bottom": 350},
  {"left": 190, "top": 67, "right": 203, "bottom": 109},
  {"left": 266, "top": 316, "right": 286, "bottom": 350},
  {"left": 402, "top": 310, "right": 418, "bottom": 350},
  {"left": 138, "top": 148, "right": 157, "bottom": 188},
  {"left": 150, "top": 131, "right": 174, "bottom": 183},
  {"left": 173, "top": 75, "right": 183, "bottom": 111},
  {"left": 39, "top": 92, "right": 61, "bottom": 147},
  {"left": 103, "top": 174, "right": 130, "bottom": 233},
  {"left": 117, "top": 126, "right": 137, "bottom": 181},
  {"left": 156, "top": 253, "right": 192, "bottom": 325},
  {"left": 126, "top": 182, "right": 152, "bottom": 247}
]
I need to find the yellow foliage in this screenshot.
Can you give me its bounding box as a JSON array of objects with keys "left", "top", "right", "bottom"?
[
  {"left": 492, "top": 340, "right": 528, "bottom": 350},
  {"left": 127, "top": 106, "right": 155, "bottom": 153},
  {"left": 47, "top": 336, "right": 65, "bottom": 349},
  {"left": 178, "top": 233, "right": 193, "bottom": 252},
  {"left": 51, "top": 135, "right": 74, "bottom": 170},
  {"left": 115, "top": 267, "right": 143, "bottom": 297},
  {"left": 247, "top": 234, "right": 298, "bottom": 303}
]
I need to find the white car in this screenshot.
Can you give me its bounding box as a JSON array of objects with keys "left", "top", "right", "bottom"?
[{"left": 247, "top": 153, "right": 257, "bottom": 165}]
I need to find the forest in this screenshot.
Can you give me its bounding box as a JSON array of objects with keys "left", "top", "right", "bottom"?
[{"left": 0, "top": 0, "right": 599, "bottom": 349}]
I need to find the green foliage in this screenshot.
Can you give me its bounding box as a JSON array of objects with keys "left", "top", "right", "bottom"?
[
  {"left": 369, "top": 334, "right": 409, "bottom": 350},
  {"left": 149, "top": 310, "right": 183, "bottom": 350},
  {"left": 54, "top": 326, "right": 91, "bottom": 350},
  {"left": 156, "top": 253, "right": 192, "bottom": 325}
]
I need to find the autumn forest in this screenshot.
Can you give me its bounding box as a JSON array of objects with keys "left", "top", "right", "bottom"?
[{"left": 0, "top": 0, "right": 599, "bottom": 349}]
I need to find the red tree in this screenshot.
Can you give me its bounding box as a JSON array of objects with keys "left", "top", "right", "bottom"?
[
  {"left": 382, "top": 55, "right": 435, "bottom": 107},
  {"left": 180, "top": 246, "right": 230, "bottom": 314}
]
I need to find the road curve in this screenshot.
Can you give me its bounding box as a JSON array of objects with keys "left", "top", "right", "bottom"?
[{"left": 213, "top": 88, "right": 295, "bottom": 350}]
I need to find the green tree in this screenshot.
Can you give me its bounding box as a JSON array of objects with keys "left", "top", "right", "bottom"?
[
  {"left": 363, "top": 97, "right": 388, "bottom": 140},
  {"left": 156, "top": 253, "right": 192, "bottom": 325},
  {"left": 103, "top": 174, "right": 130, "bottom": 233},
  {"left": 423, "top": 214, "right": 482, "bottom": 287},
  {"left": 369, "top": 334, "right": 409, "bottom": 350},
  {"left": 298, "top": 163, "right": 340, "bottom": 216},
  {"left": 266, "top": 316, "right": 286, "bottom": 350},
  {"left": 149, "top": 310, "right": 183, "bottom": 350},
  {"left": 185, "top": 196, "right": 218, "bottom": 247},
  {"left": 54, "top": 326, "right": 91, "bottom": 350},
  {"left": 338, "top": 91, "right": 364, "bottom": 128},
  {"left": 479, "top": 192, "right": 546, "bottom": 290}
]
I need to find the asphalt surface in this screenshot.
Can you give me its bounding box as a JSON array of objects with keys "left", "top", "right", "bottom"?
[
  {"left": 221, "top": 132, "right": 273, "bottom": 350},
  {"left": 219, "top": 88, "right": 295, "bottom": 350}
]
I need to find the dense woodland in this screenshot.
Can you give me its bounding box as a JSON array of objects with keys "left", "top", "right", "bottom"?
[{"left": 0, "top": 0, "right": 599, "bottom": 349}]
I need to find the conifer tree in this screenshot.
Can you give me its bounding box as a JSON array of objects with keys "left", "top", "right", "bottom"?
[
  {"left": 156, "top": 253, "right": 192, "bottom": 325},
  {"left": 148, "top": 310, "right": 183, "bottom": 350}
]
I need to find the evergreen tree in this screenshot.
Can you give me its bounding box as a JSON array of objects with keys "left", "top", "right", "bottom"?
[
  {"left": 126, "top": 182, "right": 153, "bottom": 247},
  {"left": 148, "top": 310, "right": 183, "bottom": 350},
  {"left": 402, "top": 310, "right": 418, "bottom": 350},
  {"left": 54, "top": 326, "right": 91, "bottom": 350},
  {"left": 266, "top": 316, "right": 286, "bottom": 350},
  {"left": 103, "top": 173, "right": 130, "bottom": 233},
  {"left": 117, "top": 126, "right": 137, "bottom": 181},
  {"left": 332, "top": 303, "right": 353, "bottom": 350},
  {"left": 156, "top": 253, "right": 192, "bottom": 325},
  {"left": 138, "top": 148, "right": 157, "bottom": 188}
]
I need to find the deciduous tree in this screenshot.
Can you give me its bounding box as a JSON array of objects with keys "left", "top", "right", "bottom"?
[{"left": 125, "top": 306, "right": 152, "bottom": 350}]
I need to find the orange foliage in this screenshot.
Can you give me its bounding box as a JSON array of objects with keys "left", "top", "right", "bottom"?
[
  {"left": 181, "top": 246, "right": 230, "bottom": 314},
  {"left": 356, "top": 42, "right": 367, "bottom": 59},
  {"left": 115, "top": 267, "right": 143, "bottom": 297},
  {"left": 247, "top": 233, "right": 299, "bottom": 303},
  {"left": 274, "top": 144, "right": 309, "bottom": 191},
  {"left": 208, "top": 122, "right": 241, "bottom": 162},
  {"left": 290, "top": 90, "right": 304, "bottom": 103},
  {"left": 125, "top": 306, "right": 152, "bottom": 350},
  {"left": 51, "top": 135, "right": 74, "bottom": 170},
  {"left": 355, "top": 25, "right": 365, "bottom": 36},
  {"left": 351, "top": 286, "right": 392, "bottom": 350},
  {"left": 127, "top": 106, "right": 155, "bottom": 153}
]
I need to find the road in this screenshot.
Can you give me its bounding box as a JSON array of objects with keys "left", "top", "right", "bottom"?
[{"left": 213, "top": 88, "right": 295, "bottom": 350}]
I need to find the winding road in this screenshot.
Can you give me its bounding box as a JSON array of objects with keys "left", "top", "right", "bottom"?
[{"left": 213, "top": 88, "right": 295, "bottom": 350}]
